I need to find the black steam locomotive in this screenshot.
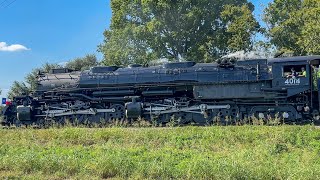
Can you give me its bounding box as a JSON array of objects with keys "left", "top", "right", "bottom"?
[{"left": 2, "top": 56, "right": 320, "bottom": 126}]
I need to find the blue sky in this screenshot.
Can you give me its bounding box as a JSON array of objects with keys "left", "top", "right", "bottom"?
[{"left": 0, "top": 0, "right": 270, "bottom": 99}]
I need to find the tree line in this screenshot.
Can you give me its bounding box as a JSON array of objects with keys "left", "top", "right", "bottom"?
[
  {"left": 2, "top": 0, "right": 320, "bottom": 99},
  {"left": 99, "top": 0, "right": 320, "bottom": 65}
]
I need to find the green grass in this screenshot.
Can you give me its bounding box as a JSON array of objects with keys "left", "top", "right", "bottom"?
[{"left": 0, "top": 126, "right": 320, "bottom": 179}]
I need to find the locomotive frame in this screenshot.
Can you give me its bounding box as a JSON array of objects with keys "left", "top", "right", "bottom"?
[{"left": 2, "top": 56, "right": 320, "bottom": 126}]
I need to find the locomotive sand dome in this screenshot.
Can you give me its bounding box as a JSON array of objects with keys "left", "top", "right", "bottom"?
[{"left": 2, "top": 56, "right": 320, "bottom": 126}]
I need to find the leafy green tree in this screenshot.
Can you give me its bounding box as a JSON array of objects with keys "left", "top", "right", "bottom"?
[
  {"left": 65, "top": 54, "right": 99, "bottom": 71},
  {"left": 297, "top": 0, "right": 320, "bottom": 54},
  {"left": 7, "top": 81, "right": 30, "bottom": 100},
  {"left": 221, "top": 4, "right": 261, "bottom": 52},
  {"left": 99, "top": 0, "right": 260, "bottom": 65},
  {"left": 263, "top": 0, "right": 320, "bottom": 55},
  {"left": 252, "top": 41, "right": 276, "bottom": 58},
  {"left": 99, "top": 27, "right": 156, "bottom": 66}
]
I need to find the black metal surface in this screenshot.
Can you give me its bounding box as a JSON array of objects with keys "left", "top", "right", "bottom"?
[{"left": 3, "top": 56, "right": 320, "bottom": 126}]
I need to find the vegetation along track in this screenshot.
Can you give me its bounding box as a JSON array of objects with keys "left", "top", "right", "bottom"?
[{"left": 0, "top": 126, "right": 320, "bottom": 179}]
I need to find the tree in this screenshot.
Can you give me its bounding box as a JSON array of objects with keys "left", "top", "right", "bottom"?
[
  {"left": 297, "top": 0, "right": 320, "bottom": 54},
  {"left": 7, "top": 81, "right": 30, "bottom": 100},
  {"left": 263, "top": 0, "right": 320, "bottom": 55},
  {"left": 251, "top": 41, "right": 276, "bottom": 58},
  {"left": 65, "top": 54, "right": 99, "bottom": 71},
  {"left": 221, "top": 4, "right": 261, "bottom": 52},
  {"left": 99, "top": 0, "right": 260, "bottom": 65}
]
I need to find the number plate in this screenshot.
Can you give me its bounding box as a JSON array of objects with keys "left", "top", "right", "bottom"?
[{"left": 285, "top": 78, "right": 300, "bottom": 85}]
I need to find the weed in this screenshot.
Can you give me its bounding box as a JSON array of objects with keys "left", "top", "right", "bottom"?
[{"left": 0, "top": 126, "right": 319, "bottom": 179}]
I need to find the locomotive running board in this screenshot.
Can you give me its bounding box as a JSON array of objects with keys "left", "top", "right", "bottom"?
[
  {"left": 144, "top": 104, "right": 231, "bottom": 115},
  {"left": 35, "top": 108, "right": 116, "bottom": 118}
]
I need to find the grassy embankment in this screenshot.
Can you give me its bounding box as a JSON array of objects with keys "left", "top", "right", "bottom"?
[{"left": 0, "top": 126, "right": 320, "bottom": 179}]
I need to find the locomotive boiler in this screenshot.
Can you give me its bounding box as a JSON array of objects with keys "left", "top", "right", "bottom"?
[{"left": 2, "top": 56, "right": 320, "bottom": 126}]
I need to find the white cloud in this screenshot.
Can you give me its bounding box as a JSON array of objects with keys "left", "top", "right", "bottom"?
[{"left": 0, "top": 42, "right": 30, "bottom": 52}]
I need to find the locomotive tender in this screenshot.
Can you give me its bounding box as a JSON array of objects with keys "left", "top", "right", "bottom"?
[{"left": 2, "top": 56, "right": 320, "bottom": 126}]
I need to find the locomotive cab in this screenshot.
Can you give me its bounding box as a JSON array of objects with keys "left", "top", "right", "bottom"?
[
  {"left": 268, "top": 56, "right": 320, "bottom": 120},
  {"left": 271, "top": 61, "right": 309, "bottom": 87},
  {"left": 269, "top": 57, "right": 317, "bottom": 97}
]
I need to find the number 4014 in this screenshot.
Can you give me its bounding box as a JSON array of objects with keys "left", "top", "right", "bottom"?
[{"left": 285, "top": 78, "right": 300, "bottom": 85}]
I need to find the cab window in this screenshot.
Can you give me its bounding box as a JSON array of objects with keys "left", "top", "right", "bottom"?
[{"left": 283, "top": 65, "right": 307, "bottom": 78}]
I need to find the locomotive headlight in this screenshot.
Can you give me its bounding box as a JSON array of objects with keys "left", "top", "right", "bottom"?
[{"left": 282, "top": 112, "right": 289, "bottom": 119}]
